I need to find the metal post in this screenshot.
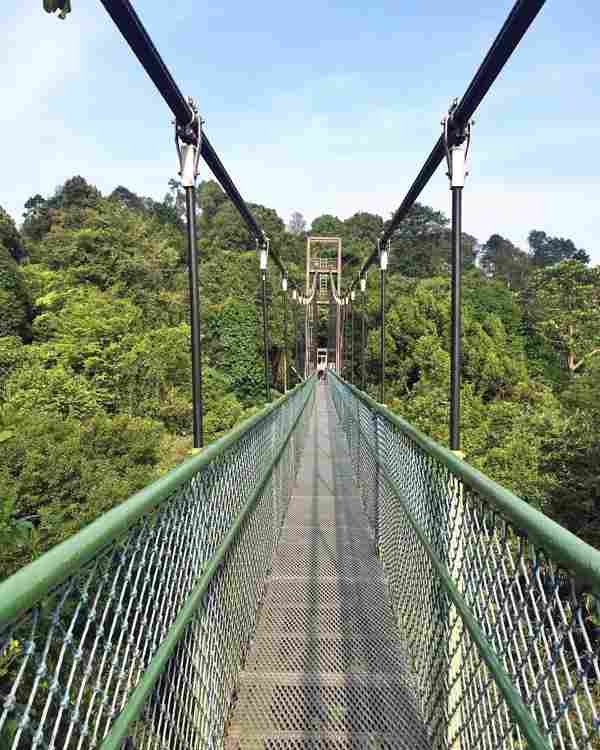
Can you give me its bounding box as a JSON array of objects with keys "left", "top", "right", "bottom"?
[
  {"left": 443, "top": 107, "right": 471, "bottom": 451},
  {"left": 176, "top": 107, "right": 204, "bottom": 449},
  {"left": 339, "top": 303, "right": 343, "bottom": 377},
  {"left": 293, "top": 299, "right": 299, "bottom": 381},
  {"left": 379, "top": 245, "right": 388, "bottom": 403},
  {"left": 340, "top": 303, "right": 345, "bottom": 377},
  {"left": 257, "top": 237, "right": 271, "bottom": 399},
  {"left": 450, "top": 186, "right": 462, "bottom": 451},
  {"left": 304, "top": 302, "right": 308, "bottom": 379},
  {"left": 282, "top": 278, "right": 288, "bottom": 392},
  {"left": 443, "top": 108, "right": 473, "bottom": 750},
  {"left": 360, "top": 277, "right": 367, "bottom": 391},
  {"left": 361, "top": 309, "right": 366, "bottom": 390},
  {"left": 379, "top": 270, "right": 385, "bottom": 402},
  {"left": 335, "top": 298, "right": 340, "bottom": 374},
  {"left": 350, "top": 294, "right": 355, "bottom": 385},
  {"left": 337, "top": 303, "right": 341, "bottom": 375},
  {"left": 184, "top": 185, "right": 203, "bottom": 448},
  {"left": 295, "top": 294, "right": 302, "bottom": 381},
  {"left": 261, "top": 270, "right": 270, "bottom": 401},
  {"left": 313, "top": 296, "right": 318, "bottom": 374}
]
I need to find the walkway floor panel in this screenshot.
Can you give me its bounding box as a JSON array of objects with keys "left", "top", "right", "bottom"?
[{"left": 227, "top": 384, "right": 430, "bottom": 749}]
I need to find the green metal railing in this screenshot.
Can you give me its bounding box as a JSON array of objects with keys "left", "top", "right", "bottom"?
[
  {"left": 0, "top": 377, "right": 315, "bottom": 750},
  {"left": 330, "top": 372, "right": 600, "bottom": 750}
]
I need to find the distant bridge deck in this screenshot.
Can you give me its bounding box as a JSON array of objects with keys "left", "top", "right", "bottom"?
[{"left": 227, "top": 383, "right": 430, "bottom": 748}]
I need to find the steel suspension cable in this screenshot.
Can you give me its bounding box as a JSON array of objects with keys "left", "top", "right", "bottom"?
[
  {"left": 350, "top": 0, "right": 546, "bottom": 290},
  {"left": 98, "top": 0, "right": 290, "bottom": 278}
]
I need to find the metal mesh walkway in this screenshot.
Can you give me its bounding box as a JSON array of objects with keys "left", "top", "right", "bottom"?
[{"left": 227, "top": 383, "right": 430, "bottom": 749}]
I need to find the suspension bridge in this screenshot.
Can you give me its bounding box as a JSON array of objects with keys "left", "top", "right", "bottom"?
[{"left": 2, "top": 1, "right": 600, "bottom": 748}]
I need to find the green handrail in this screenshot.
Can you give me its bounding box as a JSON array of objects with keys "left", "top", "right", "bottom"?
[
  {"left": 330, "top": 373, "right": 549, "bottom": 749},
  {"left": 0, "top": 379, "right": 310, "bottom": 626},
  {"left": 329, "top": 371, "right": 600, "bottom": 750},
  {"left": 101, "top": 375, "right": 316, "bottom": 749},
  {"left": 334, "top": 373, "right": 600, "bottom": 594},
  {"left": 0, "top": 376, "right": 316, "bottom": 750}
]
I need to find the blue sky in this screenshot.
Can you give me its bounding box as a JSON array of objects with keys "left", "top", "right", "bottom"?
[{"left": 2, "top": 1, "right": 599, "bottom": 263}]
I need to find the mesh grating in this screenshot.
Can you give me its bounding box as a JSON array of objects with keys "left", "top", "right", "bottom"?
[
  {"left": 244, "top": 635, "right": 411, "bottom": 675},
  {"left": 261, "top": 577, "right": 389, "bottom": 611},
  {"left": 230, "top": 678, "right": 427, "bottom": 735},
  {"left": 254, "top": 604, "right": 400, "bottom": 638},
  {"left": 270, "top": 545, "right": 383, "bottom": 580},
  {"left": 283, "top": 506, "right": 367, "bottom": 529},
  {"left": 278, "top": 526, "right": 373, "bottom": 544},
  {"left": 226, "top": 734, "right": 416, "bottom": 749},
  {"left": 275, "top": 535, "right": 375, "bottom": 559}
]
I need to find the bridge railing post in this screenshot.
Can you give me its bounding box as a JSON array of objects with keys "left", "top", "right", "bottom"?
[
  {"left": 446, "top": 455, "right": 467, "bottom": 750},
  {"left": 258, "top": 237, "right": 271, "bottom": 402},
  {"left": 176, "top": 100, "right": 204, "bottom": 448},
  {"left": 282, "top": 276, "right": 289, "bottom": 393},
  {"left": 372, "top": 410, "right": 381, "bottom": 549},
  {"left": 443, "top": 103, "right": 472, "bottom": 451},
  {"left": 350, "top": 291, "right": 355, "bottom": 385},
  {"left": 378, "top": 241, "right": 388, "bottom": 404},
  {"left": 360, "top": 276, "right": 367, "bottom": 391}
]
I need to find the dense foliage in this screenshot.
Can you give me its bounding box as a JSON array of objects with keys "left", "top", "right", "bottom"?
[{"left": 0, "top": 176, "right": 598, "bottom": 581}]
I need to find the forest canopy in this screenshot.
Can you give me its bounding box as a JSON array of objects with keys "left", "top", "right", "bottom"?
[{"left": 0, "top": 176, "right": 599, "bottom": 579}]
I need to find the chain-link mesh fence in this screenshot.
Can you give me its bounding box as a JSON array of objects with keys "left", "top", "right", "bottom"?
[
  {"left": 330, "top": 372, "right": 600, "bottom": 750},
  {"left": 0, "top": 377, "right": 315, "bottom": 750}
]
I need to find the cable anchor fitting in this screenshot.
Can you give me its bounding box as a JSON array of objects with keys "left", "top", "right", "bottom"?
[
  {"left": 257, "top": 235, "right": 270, "bottom": 275},
  {"left": 442, "top": 98, "right": 473, "bottom": 189},
  {"left": 175, "top": 97, "right": 203, "bottom": 187},
  {"left": 378, "top": 238, "right": 389, "bottom": 271}
]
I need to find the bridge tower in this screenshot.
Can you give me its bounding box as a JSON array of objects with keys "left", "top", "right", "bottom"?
[{"left": 305, "top": 236, "right": 342, "bottom": 377}]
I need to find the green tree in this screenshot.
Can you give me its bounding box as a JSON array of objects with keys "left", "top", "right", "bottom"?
[
  {"left": 479, "top": 233, "right": 531, "bottom": 289},
  {"left": 198, "top": 180, "right": 228, "bottom": 226},
  {"left": 54, "top": 175, "right": 101, "bottom": 210},
  {"left": 204, "top": 300, "right": 263, "bottom": 403},
  {"left": 0, "top": 206, "right": 25, "bottom": 262},
  {"left": 463, "top": 271, "right": 523, "bottom": 340},
  {"left": 0, "top": 337, "right": 24, "bottom": 399},
  {"left": 311, "top": 214, "right": 344, "bottom": 236},
  {"left": 288, "top": 211, "right": 307, "bottom": 235},
  {"left": 5, "top": 363, "right": 108, "bottom": 418},
  {"left": 0, "top": 206, "right": 31, "bottom": 340},
  {"left": 22, "top": 194, "right": 52, "bottom": 242},
  {"left": 387, "top": 203, "right": 477, "bottom": 277},
  {"left": 109, "top": 185, "right": 145, "bottom": 213},
  {"left": 522, "top": 260, "right": 600, "bottom": 374},
  {"left": 28, "top": 191, "right": 185, "bottom": 319},
  {"left": 528, "top": 229, "right": 590, "bottom": 267},
  {"left": 0, "top": 246, "right": 31, "bottom": 340},
  {"left": 343, "top": 212, "right": 383, "bottom": 243},
  {"left": 541, "top": 359, "right": 600, "bottom": 547},
  {"left": 0, "top": 409, "right": 163, "bottom": 578},
  {"left": 341, "top": 212, "right": 384, "bottom": 270}
]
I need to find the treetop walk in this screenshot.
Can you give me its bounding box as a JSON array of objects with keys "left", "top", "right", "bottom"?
[
  {"left": 2, "top": 372, "right": 600, "bottom": 748},
  {"left": 2, "top": 1, "right": 599, "bottom": 748}
]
